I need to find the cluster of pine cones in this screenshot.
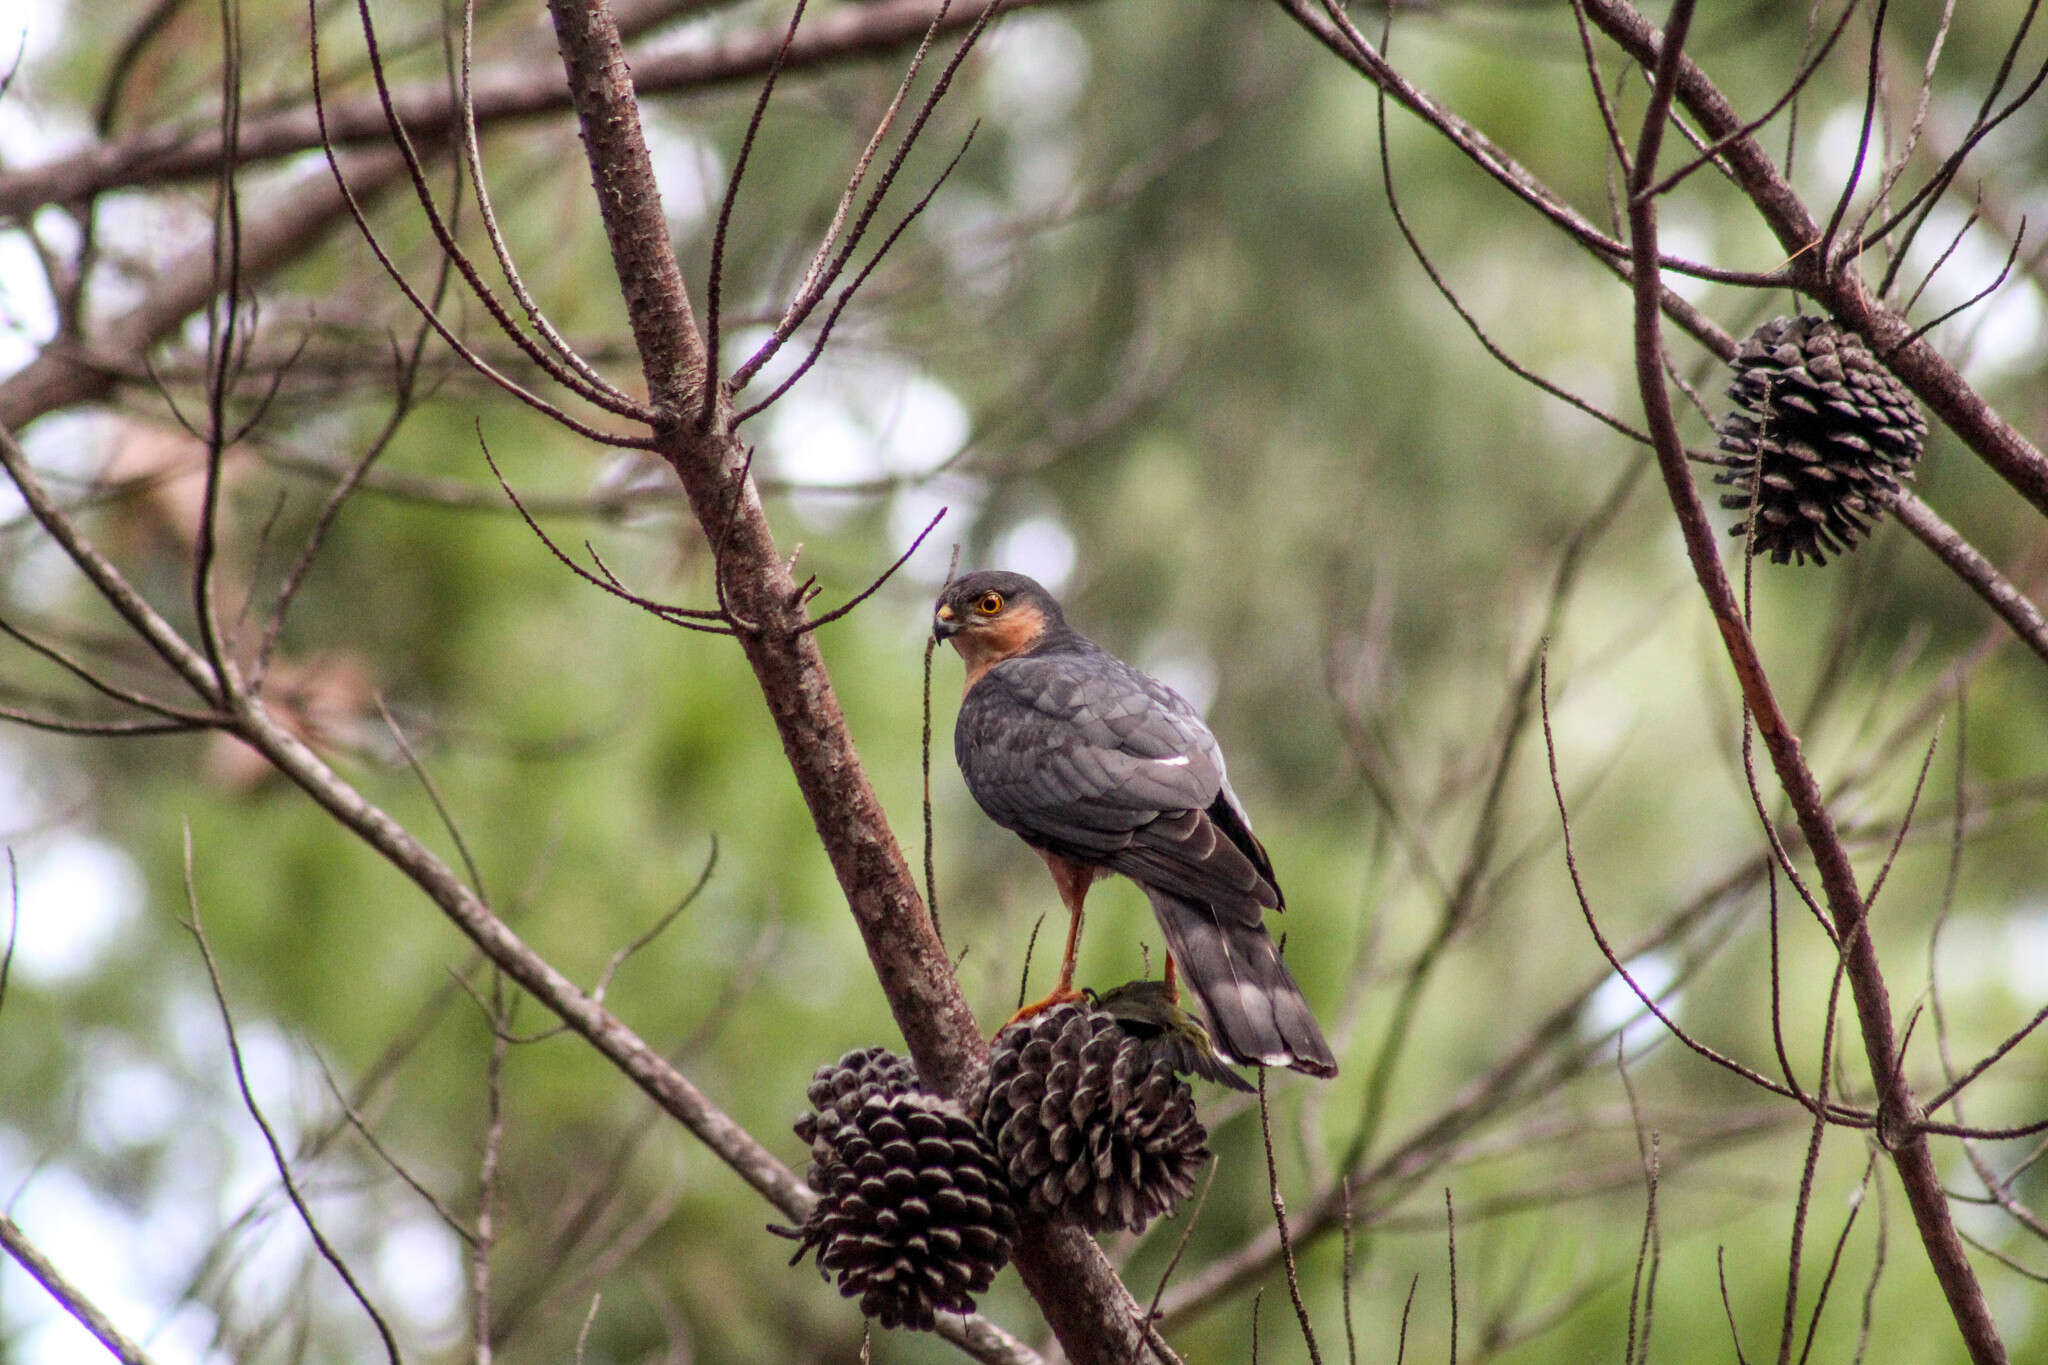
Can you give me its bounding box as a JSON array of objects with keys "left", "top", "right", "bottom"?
[{"left": 777, "top": 996, "right": 1216, "bottom": 1332}]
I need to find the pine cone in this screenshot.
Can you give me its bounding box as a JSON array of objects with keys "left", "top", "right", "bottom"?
[
  {"left": 977, "top": 1001, "right": 1210, "bottom": 1234},
  {"left": 781, "top": 1051, "right": 1017, "bottom": 1332},
  {"left": 793, "top": 1046, "right": 922, "bottom": 1178},
  {"left": 1712, "top": 315, "right": 1927, "bottom": 566}
]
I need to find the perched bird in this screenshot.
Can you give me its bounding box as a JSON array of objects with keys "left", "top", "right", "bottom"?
[
  {"left": 934, "top": 570, "right": 1336, "bottom": 1079},
  {"left": 1090, "top": 979, "right": 1256, "bottom": 1092}
]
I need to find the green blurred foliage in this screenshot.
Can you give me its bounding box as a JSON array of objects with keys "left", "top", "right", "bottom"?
[{"left": 2, "top": 0, "right": 2047, "bottom": 1362}]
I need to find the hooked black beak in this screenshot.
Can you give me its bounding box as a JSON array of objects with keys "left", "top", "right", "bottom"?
[{"left": 933, "top": 606, "right": 961, "bottom": 642}]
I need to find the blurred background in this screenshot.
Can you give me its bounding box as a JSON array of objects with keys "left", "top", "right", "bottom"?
[{"left": 1, "top": 0, "right": 2045, "bottom": 1360}]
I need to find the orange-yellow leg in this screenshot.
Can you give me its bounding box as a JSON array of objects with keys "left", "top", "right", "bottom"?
[
  {"left": 1162, "top": 951, "right": 1179, "bottom": 1004},
  {"left": 1003, "top": 855, "right": 1096, "bottom": 1027}
]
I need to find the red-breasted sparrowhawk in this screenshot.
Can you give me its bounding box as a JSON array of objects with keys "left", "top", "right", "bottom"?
[{"left": 934, "top": 571, "right": 1336, "bottom": 1079}]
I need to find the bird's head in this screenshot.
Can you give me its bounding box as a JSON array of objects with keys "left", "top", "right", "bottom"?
[{"left": 932, "top": 571, "right": 1068, "bottom": 680}]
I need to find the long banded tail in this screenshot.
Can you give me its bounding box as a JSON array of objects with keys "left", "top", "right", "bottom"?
[{"left": 1143, "top": 890, "right": 1337, "bottom": 1078}]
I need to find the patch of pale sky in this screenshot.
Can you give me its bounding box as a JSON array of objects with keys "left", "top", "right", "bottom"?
[
  {"left": 0, "top": 225, "right": 55, "bottom": 376},
  {"left": 642, "top": 114, "right": 726, "bottom": 238},
  {"left": 375, "top": 1215, "right": 468, "bottom": 1339},
  {"left": 989, "top": 513, "right": 1076, "bottom": 593},
  {"left": 2001, "top": 902, "right": 2048, "bottom": 1002},
  {"left": 1547, "top": 667, "right": 1638, "bottom": 763},
  {"left": 79, "top": 1035, "right": 186, "bottom": 1151},
  {"left": 1811, "top": 105, "right": 2044, "bottom": 381},
  {"left": 766, "top": 351, "right": 972, "bottom": 548},
  {"left": 920, "top": 187, "right": 1016, "bottom": 298},
  {"left": 978, "top": 14, "right": 1090, "bottom": 132},
  {"left": 1537, "top": 354, "right": 1625, "bottom": 453},
  {"left": 890, "top": 480, "right": 977, "bottom": 587},
  {"left": 1006, "top": 136, "right": 1079, "bottom": 219},
  {"left": 10, "top": 833, "right": 143, "bottom": 984},
  {"left": 1582, "top": 949, "right": 1679, "bottom": 1052},
  {"left": 1657, "top": 222, "right": 1715, "bottom": 305}
]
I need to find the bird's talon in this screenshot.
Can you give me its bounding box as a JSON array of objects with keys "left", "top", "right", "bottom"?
[{"left": 1000, "top": 987, "right": 1086, "bottom": 1032}]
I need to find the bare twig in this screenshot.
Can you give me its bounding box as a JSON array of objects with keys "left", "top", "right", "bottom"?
[
  {"left": 592, "top": 837, "right": 719, "bottom": 1005},
  {"left": 703, "top": 0, "right": 813, "bottom": 417},
  {"left": 471, "top": 980, "right": 510, "bottom": 1365},
  {"left": 1720, "top": 1246, "right": 1753, "bottom": 1365},
  {"left": 479, "top": 437, "right": 735, "bottom": 634},
  {"left": 183, "top": 829, "right": 405, "bottom": 1363},
  {"left": 796, "top": 508, "right": 947, "bottom": 633},
  {"left": 1259, "top": 1071, "right": 1323, "bottom": 1365},
  {"left": 1444, "top": 1188, "right": 1459, "bottom": 1365},
  {"left": 0, "top": 1213, "right": 162, "bottom": 1365},
  {"left": 1798, "top": 1155, "right": 1878, "bottom": 1365}
]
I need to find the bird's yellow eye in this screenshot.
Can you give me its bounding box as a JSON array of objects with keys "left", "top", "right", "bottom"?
[{"left": 976, "top": 591, "right": 1005, "bottom": 615}]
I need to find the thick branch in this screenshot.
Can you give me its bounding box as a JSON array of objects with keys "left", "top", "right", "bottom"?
[
  {"left": 0, "top": 151, "right": 405, "bottom": 432},
  {"left": 538, "top": 2, "right": 1161, "bottom": 1359},
  {"left": 0, "top": 0, "right": 1072, "bottom": 221}
]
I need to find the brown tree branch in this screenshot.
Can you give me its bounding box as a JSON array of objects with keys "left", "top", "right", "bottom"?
[
  {"left": 0, "top": 0, "right": 1080, "bottom": 221},
  {"left": 537, "top": 0, "right": 1162, "bottom": 1359},
  {"left": 1891, "top": 493, "right": 2048, "bottom": 672}
]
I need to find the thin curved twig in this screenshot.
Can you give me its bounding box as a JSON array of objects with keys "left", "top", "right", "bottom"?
[
  {"left": 1898, "top": 196, "right": 1982, "bottom": 319},
  {"left": 0, "top": 611, "right": 222, "bottom": 725},
  {"left": 795, "top": 507, "right": 946, "bottom": 634},
  {"left": 734, "top": 124, "right": 980, "bottom": 424},
  {"left": 345, "top": 0, "right": 656, "bottom": 422},
  {"left": 456, "top": 0, "right": 636, "bottom": 410},
  {"left": 479, "top": 436, "right": 736, "bottom": 635},
  {"left": 308, "top": 4, "right": 658, "bottom": 449},
  {"left": 729, "top": 0, "right": 996, "bottom": 391},
  {"left": 184, "top": 834, "right": 405, "bottom": 1364},
  {"left": 1815, "top": 0, "right": 1889, "bottom": 268},
  {"left": 1889, "top": 222, "right": 2026, "bottom": 356},
  {"left": 703, "top": 0, "right": 812, "bottom": 419},
  {"left": 592, "top": 837, "right": 719, "bottom": 1005}
]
